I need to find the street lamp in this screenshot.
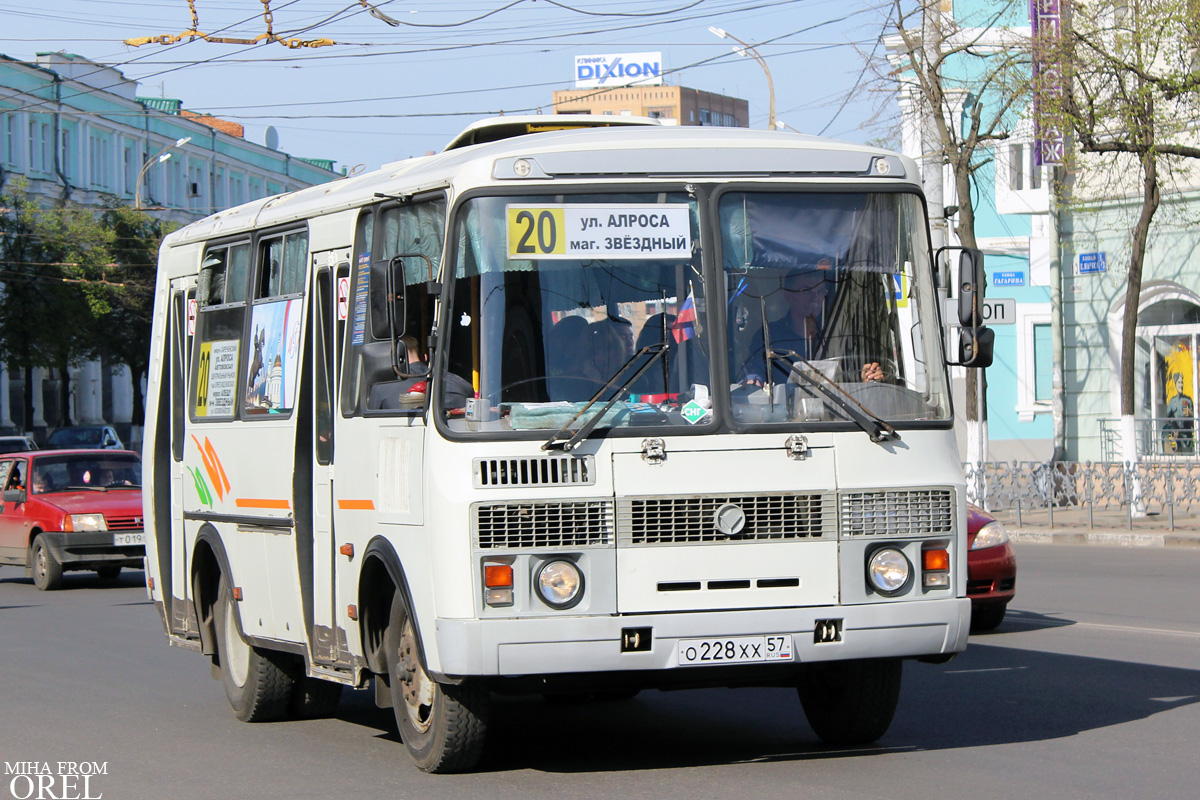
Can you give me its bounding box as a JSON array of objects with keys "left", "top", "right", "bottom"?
[
  {"left": 134, "top": 136, "right": 192, "bottom": 210},
  {"left": 709, "top": 26, "right": 776, "bottom": 131}
]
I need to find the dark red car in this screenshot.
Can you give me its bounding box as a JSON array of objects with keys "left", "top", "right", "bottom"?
[
  {"left": 966, "top": 503, "right": 1016, "bottom": 631},
  {"left": 0, "top": 450, "right": 144, "bottom": 590}
]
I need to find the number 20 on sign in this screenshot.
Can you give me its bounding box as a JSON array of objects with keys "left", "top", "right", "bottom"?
[{"left": 507, "top": 207, "right": 566, "bottom": 257}]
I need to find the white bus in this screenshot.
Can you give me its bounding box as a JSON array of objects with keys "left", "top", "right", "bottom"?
[{"left": 143, "top": 117, "right": 992, "bottom": 773}]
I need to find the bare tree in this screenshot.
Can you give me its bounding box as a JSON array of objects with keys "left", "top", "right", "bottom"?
[{"left": 885, "top": 0, "right": 1033, "bottom": 478}]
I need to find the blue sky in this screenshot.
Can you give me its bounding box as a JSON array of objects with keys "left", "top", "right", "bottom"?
[{"left": 0, "top": 0, "right": 895, "bottom": 171}]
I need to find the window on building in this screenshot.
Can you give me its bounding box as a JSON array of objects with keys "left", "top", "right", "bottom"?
[
  {"left": 123, "top": 143, "right": 137, "bottom": 196},
  {"left": 249, "top": 176, "right": 263, "bottom": 199},
  {"left": 88, "top": 130, "right": 113, "bottom": 190},
  {"left": 60, "top": 128, "right": 73, "bottom": 182},
  {"left": 1016, "top": 304, "right": 1053, "bottom": 419},
  {"left": 1033, "top": 323, "right": 1052, "bottom": 402},
  {"left": 2, "top": 111, "right": 17, "bottom": 167},
  {"left": 28, "top": 118, "right": 52, "bottom": 174},
  {"left": 214, "top": 166, "right": 225, "bottom": 209},
  {"left": 1008, "top": 143, "right": 1024, "bottom": 191}
]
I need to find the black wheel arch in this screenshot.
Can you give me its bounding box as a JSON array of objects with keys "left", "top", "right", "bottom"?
[
  {"left": 358, "top": 536, "right": 431, "bottom": 678},
  {"left": 191, "top": 525, "right": 233, "bottom": 658}
]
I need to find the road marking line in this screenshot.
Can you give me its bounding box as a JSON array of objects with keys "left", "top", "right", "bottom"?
[{"left": 1006, "top": 616, "right": 1200, "bottom": 638}]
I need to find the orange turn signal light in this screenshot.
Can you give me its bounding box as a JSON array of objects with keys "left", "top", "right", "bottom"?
[
  {"left": 922, "top": 548, "right": 950, "bottom": 572},
  {"left": 484, "top": 564, "right": 514, "bottom": 588}
]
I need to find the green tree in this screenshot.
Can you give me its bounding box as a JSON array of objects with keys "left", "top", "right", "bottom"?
[
  {"left": 95, "top": 204, "right": 175, "bottom": 437},
  {"left": 1038, "top": 0, "right": 1200, "bottom": 469},
  {"left": 0, "top": 179, "right": 109, "bottom": 428}
]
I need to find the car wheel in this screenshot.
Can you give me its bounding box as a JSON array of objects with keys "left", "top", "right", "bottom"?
[
  {"left": 96, "top": 566, "right": 121, "bottom": 581},
  {"left": 798, "top": 658, "right": 902, "bottom": 746},
  {"left": 385, "top": 594, "right": 488, "bottom": 773},
  {"left": 214, "top": 574, "right": 293, "bottom": 722},
  {"left": 290, "top": 676, "right": 343, "bottom": 719},
  {"left": 31, "top": 535, "right": 63, "bottom": 591},
  {"left": 970, "top": 603, "right": 1007, "bottom": 632}
]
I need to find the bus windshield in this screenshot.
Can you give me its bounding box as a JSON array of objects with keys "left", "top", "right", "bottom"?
[
  {"left": 438, "top": 188, "right": 948, "bottom": 436},
  {"left": 442, "top": 192, "right": 711, "bottom": 434},
  {"left": 722, "top": 190, "right": 949, "bottom": 425}
]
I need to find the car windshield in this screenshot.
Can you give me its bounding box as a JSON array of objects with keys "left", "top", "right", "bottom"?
[
  {"left": 48, "top": 428, "right": 105, "bottom": 446},
  {"left": 440, "top": 192, "right": 712, "bottom": 435},
  {"left": 31, "top": 453, "right": 141, "bottom": 493},
  {"left": 721, "top": 190, "right": 949, "bottom": 425}
]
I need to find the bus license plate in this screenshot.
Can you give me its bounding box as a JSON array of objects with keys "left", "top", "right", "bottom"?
[
  {"left": 113, "top": 532, "right": 145, "bottom": 546},
  {"left": 677, "top": 635, "right": 793, "bottom": 666}
]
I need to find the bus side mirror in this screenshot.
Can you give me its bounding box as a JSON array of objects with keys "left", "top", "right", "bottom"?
[
  {"left": 957, "top": 248, "right": 985, "bottom": 326},
  {"left": 959, "top": 326, "right": 995, "bottom": 368}
]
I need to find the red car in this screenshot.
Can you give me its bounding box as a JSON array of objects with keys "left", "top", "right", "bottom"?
[
  {"left": 0, "top": 449, "right": 144, "bottom": 590},
  {"left": 966, "top": 503, "right": 1016, "bottom": 631}
]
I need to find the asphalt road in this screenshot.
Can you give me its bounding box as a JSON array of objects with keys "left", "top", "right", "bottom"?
[{"left": 1, "top": 545, "right": 1197, "bottom": 800}]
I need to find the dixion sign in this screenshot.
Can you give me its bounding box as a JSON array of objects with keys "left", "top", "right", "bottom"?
[{"left": 574, "top": 52, "right": 664, "bottom": 89}]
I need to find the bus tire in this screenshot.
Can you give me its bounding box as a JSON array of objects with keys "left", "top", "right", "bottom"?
[
  {"left": 214, "top": 575, "right": 293, "bottom": 722},
  {"left": 290, "top": 676, "right": 342, "bottom": 719},
  {"left": 385, "top": 595, "right": 488, "bottom": 773},
  {"left": 31, "top": 535, "right": 63, "bottom": 591},
  {"left": 797, "top": 658, "right": 902, "bottom": 746}
]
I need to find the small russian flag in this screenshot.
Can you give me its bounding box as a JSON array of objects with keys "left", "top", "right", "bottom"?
[{"left": 672, "top": 290, "right": 697, "bottom": 343}]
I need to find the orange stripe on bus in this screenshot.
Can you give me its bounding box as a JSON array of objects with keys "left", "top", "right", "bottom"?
[
  {"left": 235, "top": 498, "right": 291, "bottom": 510},
  {"left": 337, "top": 499, "right": 375, "bottom": 510}
]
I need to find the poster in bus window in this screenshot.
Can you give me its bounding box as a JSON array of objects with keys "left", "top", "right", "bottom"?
[
  {"left": 196, "top": 339, "right": 240, "bottom": 417},
  {"left": 245, "top": 299, "right": 302, "bottom": 414}
]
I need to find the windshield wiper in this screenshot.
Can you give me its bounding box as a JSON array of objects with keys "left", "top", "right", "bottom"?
[
  {"left": 542, "top": 342, "right": 670, "bottom": 452},
  {"left": 767, "top": 348, "right": 899, "bottom": 444}
]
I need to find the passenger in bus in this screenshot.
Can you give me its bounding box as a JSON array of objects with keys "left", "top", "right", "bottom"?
[
  {"left": 546, "top": 316, "right": 599, "bottom": 400},
  {"left": 735, "top": 269, "right": 884, "bottom": 386},
  {"left": 370, "top": 336, "right": 472, "bottom": 411}
]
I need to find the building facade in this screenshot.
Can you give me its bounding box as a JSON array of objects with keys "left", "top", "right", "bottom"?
[
  {"left": 553, "top": 85, "right": 749, "bottom": 128},
  {"left": 890, "top": 1, "right": 1200, "bottom": 466},
  {"left": 0, "top": 51, "right": 338, "bottom": 445}
]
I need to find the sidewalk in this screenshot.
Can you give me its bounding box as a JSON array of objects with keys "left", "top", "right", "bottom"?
[{"left": 986, "top": 505, "right": 1200, "bottom": 548}]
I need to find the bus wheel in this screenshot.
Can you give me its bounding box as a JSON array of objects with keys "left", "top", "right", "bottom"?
[
  {"left": 290, "top": 677, "right": 342, "bottom": 719},
  {"left": 214, "top": 575, "right": 293, "bottom": 722},
  {"left": 385, "top": 596, "right": 488, "bottom": 773},
  {"left": 31, "top": 535, "right": 63, "bottom": 591},
  {"left": 797, "top": 658, "right": 902, "bottom": 746}
]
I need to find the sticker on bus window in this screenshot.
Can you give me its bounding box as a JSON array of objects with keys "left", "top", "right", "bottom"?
[
  {"left": 505, "top": 204, "right": 692, "bottom": 260},
  {"left": 196, "top": 339, "right": 240, "bottom": 417},
  {"left": 245, "top": 299, "right": 302, "bottom": 414}
]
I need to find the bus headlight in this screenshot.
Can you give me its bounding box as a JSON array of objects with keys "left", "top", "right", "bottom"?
[
  {"left": 867, "top": 548, "right": 911, "bottom": 595},
  {"left": 535, "top": 560, "right": 583, "bottom": 609}
]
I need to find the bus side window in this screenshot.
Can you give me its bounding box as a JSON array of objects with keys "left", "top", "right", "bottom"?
[
  {"left": 359, "top": 199, "right": 445, "bottom": 414},
  {"left": 341, "top": 210, "right": 373, "bottom": 417}
]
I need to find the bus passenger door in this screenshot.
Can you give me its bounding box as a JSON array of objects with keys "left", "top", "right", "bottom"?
[
  {"left": 309, "top": 254, "right": 349, "bottom": 667},
  {"left": 168, "top": 281, "right": 195, "bottom": 636}
]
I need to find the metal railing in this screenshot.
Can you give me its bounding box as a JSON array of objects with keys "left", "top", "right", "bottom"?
[
  {"left": 963, "top": 460, "right": 1200, "bottom": 531},
  {"left": 1099, "top": 417, "right": 1198, "bottom": 461}
]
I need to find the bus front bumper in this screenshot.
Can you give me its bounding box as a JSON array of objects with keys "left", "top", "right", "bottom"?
[{"left": 433, "top": 597, "right": 970, "bottom": 678}]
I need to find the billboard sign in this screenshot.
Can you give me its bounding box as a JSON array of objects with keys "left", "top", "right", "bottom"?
[{"left": 575, "top": 52, "right": 664, "bottom": 89}]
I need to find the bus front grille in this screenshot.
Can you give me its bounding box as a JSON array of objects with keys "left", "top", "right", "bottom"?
[
  {"left": 840, "top": 488, "right": 954, "bottom": 536},
  {"left": 473, "top": 500, "right": 613, "bottom": 549},
  {"left": 617, "top": 493, "right": 834, "bottom": 545},
  {"left": 473, "top": 455, "right": 596, "bottom": 488}
]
